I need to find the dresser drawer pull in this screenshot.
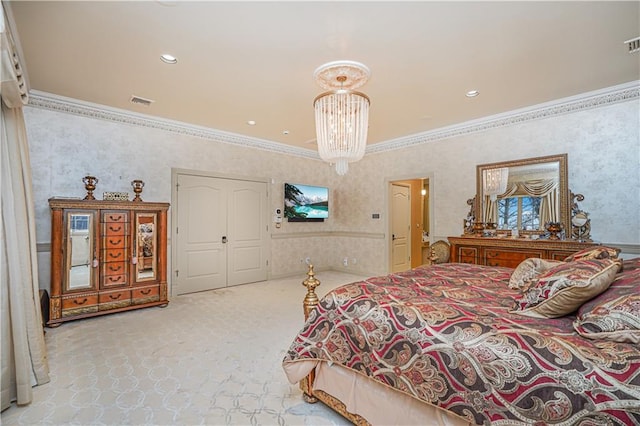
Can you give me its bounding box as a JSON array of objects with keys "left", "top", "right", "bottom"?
[
  {"left": 108, "top": 265, "right": 122, "bottom": 272},
  {"left": 109, "top": 238, "right": 122, "bottom": 245},
  {"left": 487, "top": 252, "right": 500, "bottom": 258},
  {"left": 487, "top": 261, "right": 501, "bottom": 266},
  {"left": 109, "top": 294, "right": 122, "bottom": 300},
  {"left": 109, "top": 225, "right": 122, "bottom": 232},
  {"left": 109, "top": 215, "right": 123, "bottom": 221},
  {"left": 73, "top": 298, "right": 88, "bottom": 305},
  {"left": 140, "top": 289, "right": 152, "bottom": 295},
  {"left": 109, "top": 252, "right": 122, "bottom": 259},
  {"left": 108, "top": 276, "right": 123, "bottom": 282}
]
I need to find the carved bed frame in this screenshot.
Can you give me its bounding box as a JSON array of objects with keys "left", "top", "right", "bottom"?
[{"left": 299, "top": 265, "right": 370, "bottom": 425}]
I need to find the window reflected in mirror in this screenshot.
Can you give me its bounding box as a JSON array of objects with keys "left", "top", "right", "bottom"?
[
  {"left": 497, "top": 196, "right": 542, "bottom": 230},
  {"left": 136, "top": 213, "right": 157, "bottom": 281},
  {"left": 66, "top": 212, "right": 94, "bottom": 290}
]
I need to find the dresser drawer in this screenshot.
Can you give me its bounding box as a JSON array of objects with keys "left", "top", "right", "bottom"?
[
  {"left": 101, "top": 273, "right": 127, "bottom": 287},
  {"left": 102, "top": 248, "right": 128, "bottom": 262},
  {"left": 132, "top": 286, "right": 160, "bottom": 305},
  {"left": 483, "top": 249, "right": 543, "bottom": 268},
  {"left": 548, "top": 250, "right": 575, "bottom": 261},
  {"left": 98, "top": 290, "right": 131, "bottom": 311},
  {"left": 103, "top": 262, "right": 127, "bottom": 276},
  {"left": 103, "top": 222, "right": 128, "bottom": 236},
  {"left": 62, "top": 294, "right": 98, "bottom": 310},
  {"left": 102, "top": 211, "right": 128, "bottom": 223},
  {"left": 456, "top": 246, "right": 478, "bottom": 264},
  {"left": 103, "top": 235, "right": 126, "bottom": 249}
]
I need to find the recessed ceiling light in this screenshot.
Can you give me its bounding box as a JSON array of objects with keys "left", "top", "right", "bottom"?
[
  {"left": 247, "top": 120, "right": 256, "bottom": 126},
  {"left": 283, "top": 130, "right": 290, "bottom": 135},
  {"left": 466, "top": 90, "right": 479, "bottom": 98},
  {"left": 160, "top": 54, "right": 177, "bottom": 64}
]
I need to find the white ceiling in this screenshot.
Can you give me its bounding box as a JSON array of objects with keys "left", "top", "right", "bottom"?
[{"left": 6, "top": 1, "right": 640, "bottom": 150}]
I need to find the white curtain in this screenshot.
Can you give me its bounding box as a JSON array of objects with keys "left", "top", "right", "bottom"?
[
  {"left": 1, "top": 4, "right": 50, "bottom": 410},
  {"left": 484, "top": 179, "right": 558, "bottom": 228}
]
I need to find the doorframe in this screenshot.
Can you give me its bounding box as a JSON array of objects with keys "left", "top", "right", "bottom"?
[
  {"left": 385, "top": 172, "right": 435, "bottom": 273},
  {"left": 170, "top": 168, "right": 272, "bottom": 297}
]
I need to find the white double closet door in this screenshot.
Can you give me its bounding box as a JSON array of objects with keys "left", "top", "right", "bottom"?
[{"left": 175, "top": 173, "right": 268, "bottom": 295}]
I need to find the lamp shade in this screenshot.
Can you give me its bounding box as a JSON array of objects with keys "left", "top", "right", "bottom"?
[{"left": 314, "top": 89, "right": 370, "bottom": 175}]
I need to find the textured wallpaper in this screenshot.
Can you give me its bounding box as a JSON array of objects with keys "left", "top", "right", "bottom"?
[{"left": 25, "top": 97, "right": 639, "bottom": 293}]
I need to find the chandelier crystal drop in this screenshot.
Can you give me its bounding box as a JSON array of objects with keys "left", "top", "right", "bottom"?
[{"left": 313, "top": 61, "right": 371, "bottom": 176}]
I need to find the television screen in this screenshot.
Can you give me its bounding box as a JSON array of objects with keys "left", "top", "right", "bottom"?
[{"left": 284, "top": 183, "right": 329, "bottom": 221}]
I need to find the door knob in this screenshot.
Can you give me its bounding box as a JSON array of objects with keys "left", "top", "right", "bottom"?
[
  {"left": 222, "top": 236, "right": 228, "bottom": 243},
  {"left": 392, "top": 234, "right": 396, "bottom": 241}
]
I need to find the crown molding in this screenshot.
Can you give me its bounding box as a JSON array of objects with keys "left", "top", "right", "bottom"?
[
  {"left": 27, "top": 81, "right": 639, "bottom": 159},
  {"left": 367, "top": 81, "right": 640, "bottom": 154},
  {"left": 27, "top": 90, "right": 320, "bottom": 160}
]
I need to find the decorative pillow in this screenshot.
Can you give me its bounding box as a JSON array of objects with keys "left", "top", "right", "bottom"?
[
  {"left": 563, "top": 246, "right": 620, "bottom": 263},
  {"left": 511, "top": 258, "right": 622, "bottom": 318},
  {"left": 573, "top": 259, "right": 640, "bottom": 343},
  {"left": 509, "top": 258, "right": 565, "bottom": 290}
]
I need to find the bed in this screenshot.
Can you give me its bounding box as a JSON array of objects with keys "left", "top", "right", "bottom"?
[{"left": 283, "top": 252, "right": 640, "bottom": 425}]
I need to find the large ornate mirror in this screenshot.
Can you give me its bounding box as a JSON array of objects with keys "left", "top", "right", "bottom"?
[
  {"left": 65, "top": 211, "right": 95, "bottom": 291},
  {"left": 476, "top": 154, "right": 569, "bottom": 235},
  {"left": 136, "top": 213, "right": 157, "bottom": 281}
]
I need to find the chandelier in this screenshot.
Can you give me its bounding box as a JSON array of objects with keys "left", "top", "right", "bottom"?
[
  {"left": 483, "top": 167, "right": 509, "bottom": 201},
  {"left": 313, "top": 61, "right": 371, "bottom": 175}
]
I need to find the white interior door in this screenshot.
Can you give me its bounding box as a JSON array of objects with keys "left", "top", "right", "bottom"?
[
  {"left": 176, "top": 174, "right": 227, "bottom": 294},
  {"left": 391, "top": 183, "right": 411, "bottom": 272},
  {"left": 227, "top": 180, "right": 268, "bottom": 286},
  {"left": 175, "top": 173, "right": 268, "bottom": 295}
]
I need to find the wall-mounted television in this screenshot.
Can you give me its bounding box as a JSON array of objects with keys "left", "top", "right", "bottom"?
[{"left": 284, "top": 183, "right": 329, "bottom": 222}]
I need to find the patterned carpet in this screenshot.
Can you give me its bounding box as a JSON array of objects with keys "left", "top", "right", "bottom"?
[{"left": 1, "top": 271, "right": 368, "bottom": 425}]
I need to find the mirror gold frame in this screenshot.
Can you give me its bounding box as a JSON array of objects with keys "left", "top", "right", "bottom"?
[{"left": 476, "top": 154, "right": 569, "bottom": 233}]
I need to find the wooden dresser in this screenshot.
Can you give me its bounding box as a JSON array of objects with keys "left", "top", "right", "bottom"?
[
  {"left": 48, "top": 198, "right": 170, "bottom": 326},
  {"left": 448, "top": 236, "right": 598, "bottom": 268}
]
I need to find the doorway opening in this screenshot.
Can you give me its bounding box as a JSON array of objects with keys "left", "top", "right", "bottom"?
[{"left": 388, "top": 175, "right": 432, "bottom": 273}]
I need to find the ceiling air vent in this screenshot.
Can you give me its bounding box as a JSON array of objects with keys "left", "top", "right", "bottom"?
[
  {"left": 129, "top": 95, "right": 154, "bottom": 106},
  {"left": 624, "top": 36, "right": 640, "bottom": 54}
]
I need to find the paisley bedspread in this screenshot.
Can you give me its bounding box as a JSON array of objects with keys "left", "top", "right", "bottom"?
[{"left": 283, "top": 262, "right": 640, "bottom": 425}]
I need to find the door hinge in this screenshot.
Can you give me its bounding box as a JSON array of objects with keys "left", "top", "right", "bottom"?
[
  {"left": 175, "top": 270, "right": 179, "bottom": 277},
  {"left": 176, "top": 227, "right": 178, "bottom": 234},
  {"left": 176, "top": 182, "right": 180, "bottom": 191}
]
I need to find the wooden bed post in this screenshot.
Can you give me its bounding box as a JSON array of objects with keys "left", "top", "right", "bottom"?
[{"left": 301, "top": 264, "right": 320, "bottom": 403}]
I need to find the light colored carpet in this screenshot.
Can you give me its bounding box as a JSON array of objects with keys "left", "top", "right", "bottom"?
[{"left": 1, "top": 270, "right": 368, "bottom": 425}]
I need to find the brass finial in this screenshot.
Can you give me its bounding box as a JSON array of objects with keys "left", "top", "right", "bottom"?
[
  {"left": 429, "top": 246, "right": 439, "bottom": 264},
  {"left": 302, "top": 264, "right": 321, "bottom": 320}
]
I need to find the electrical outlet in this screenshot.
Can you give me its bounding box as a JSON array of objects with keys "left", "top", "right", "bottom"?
[
  {"left": 305, "top": 257, "right": 311, "bottom": 265},
  {"left": 343, "top": 257, "right": 348, "bottom": 266}
]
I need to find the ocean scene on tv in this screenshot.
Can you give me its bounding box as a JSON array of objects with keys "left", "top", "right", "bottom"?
[{"left": 284, "top": 183, "right": 329, "bottom": 220}]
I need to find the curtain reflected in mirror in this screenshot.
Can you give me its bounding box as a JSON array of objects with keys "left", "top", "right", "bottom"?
[
  {"left": 66, "top": 212, "right": 94, "bottom": 290},
  {"left": 477, "top": 154, "right": 569, "bottom": 234},
  {"left": 136, "top": 213, "right": 157, "bottom": 281},
  {"left": 483, "top": 164, "right": 560, "bottom": 230}
]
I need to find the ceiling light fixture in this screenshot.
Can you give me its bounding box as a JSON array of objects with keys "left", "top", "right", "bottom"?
[
  {"left": 313, "top": 60, "right": 371, "bottom": 176},
  {"left": 466, "top": 90, "right": 479, "bottom": 98},
  {"left": 160, "top": 54, "right": 177, "bottom": 64}
]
